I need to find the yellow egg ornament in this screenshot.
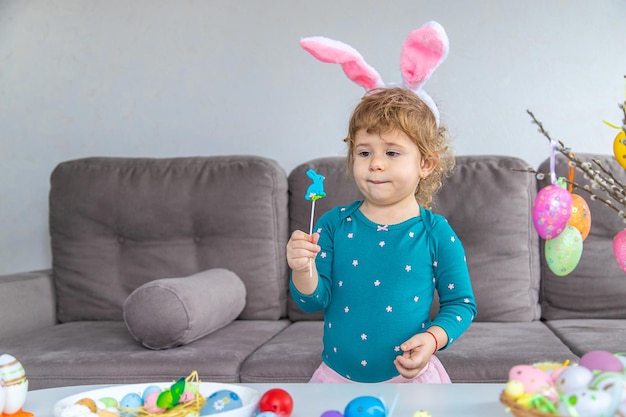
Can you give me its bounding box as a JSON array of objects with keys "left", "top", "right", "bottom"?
[{"left": 613, "top": 129, "right": 626, "bottom": 169}]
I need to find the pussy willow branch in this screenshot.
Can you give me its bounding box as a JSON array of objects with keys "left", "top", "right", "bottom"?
[{"left": 526, "top": 109, "right": 626, "bottom": 219}]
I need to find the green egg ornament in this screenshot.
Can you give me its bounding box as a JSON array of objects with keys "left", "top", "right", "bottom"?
[{"left": 545, "top": 225, "right": 583, "bottom": 276}]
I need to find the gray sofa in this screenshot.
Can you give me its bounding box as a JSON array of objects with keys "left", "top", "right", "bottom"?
[{"left": 1, "top": 154, "right": 625, "bottom": 390}]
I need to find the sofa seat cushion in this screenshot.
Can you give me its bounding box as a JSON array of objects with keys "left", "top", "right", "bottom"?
[
  {"left": 544, "top": 319, "right": 626, "bottom": 357},
  {"left": 240, "top": 321, "right": 323, "bottom": 383},
  {"left": 123, "top": 268, "right": 246, "bottom": 349},
  {"left": 435, "top": 322, "right": 577, "bottom": 383},
  {"left": 0, "top": 320, "right": 290, "bottom": 389}
]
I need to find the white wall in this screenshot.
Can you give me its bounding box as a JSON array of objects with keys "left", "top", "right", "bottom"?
[{"left": 1, "top": 0, "right": 625, "bottom": 275}]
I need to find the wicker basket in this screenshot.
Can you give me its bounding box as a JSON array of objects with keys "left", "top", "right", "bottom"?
[{"left": 499, "top": 392, "right": 563, "bottom": 417}]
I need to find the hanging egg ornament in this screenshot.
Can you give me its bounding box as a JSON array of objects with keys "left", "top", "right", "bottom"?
[
  {"left": 532, "top": 183, "right": 573, "bottom": 240},
  {"left": 613, "top": 228, "right": 626, "bottom": 273},
  {"left": 567, "top": 194, "right": 591, "bottom": 240},
  {"left": 545, "top": 225, "right": 583, "bottom": 276},
  {"left": 612, "top": 130, "right": 626, "bottom": 169}
]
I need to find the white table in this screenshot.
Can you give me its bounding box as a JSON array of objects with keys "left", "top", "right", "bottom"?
[{"left": 24, "top": 382, "right": 510, "bottom": 417}]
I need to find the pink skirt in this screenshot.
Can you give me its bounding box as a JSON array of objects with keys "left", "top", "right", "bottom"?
[{"left": 309, "top": 356, "right": 451, "bottom": 383}]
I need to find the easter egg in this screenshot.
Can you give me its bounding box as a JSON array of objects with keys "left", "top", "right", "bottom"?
[
  {"left": 557, "top": 388, "right": 612, "bottom": 417},
  {"left": 532, "top": 184, "right": 572, "bottom": 240},
  {"left": 579, "top": 350, "right": 624, "bottom": 373},
  {"left": 321, "top": 412, "right": 344, "bottom": 417},
  {"left": 99, "top": 397, "right": 118, "bottom": 408},
  {"left": 119, "top": 392, "right": 143, "bottom": 417},
  {"left": 555, "top": 366, "right": 593, "bottom": 393},
  {"left": 2, "top": 379, "right": 28, "bottom": 414},
  {"left": 344, "top": 396, "right": 386, "bottom": 417},
  {"left": 144, "top": 391, "right": 165, "bottom": 414},
  {"left": 545, "top": 225, "right": 583, "bottom": 276},
  {"left": 76, "top": 398, "right": 98, "bottom": 412},
  {"left": 178, "top": 391, "right": 194, "bottom": 403},
  {"left": 0, "top": 354, "right": 27, "bottom": 385},
  {"left": 258, "top": 388, "right": 293, "bottom": 417},
  {"left": 613, "top": 130, "right": 626, "bottom": 169},
  {"left": 568, "top": 194, "right": 591, "bottom": 240},
  {"left": 141, "top": 385, "right": 161, "bottom": 402},
  {"left": 503, "top": 380, "right": 524, "bottom": 400},
  {"left": 201, "top": 389, "right": 244, "bottom": 415},
  {"left": 613, "top": 228, "right": 626, "bottom": 273}
]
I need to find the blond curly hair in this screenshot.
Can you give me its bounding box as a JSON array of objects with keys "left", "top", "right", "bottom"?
[{"left": 344, "top": 87, "right": 454, "bottom": 209}]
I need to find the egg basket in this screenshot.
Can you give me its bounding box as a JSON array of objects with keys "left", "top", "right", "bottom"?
[
  {"left": 120, "top": 371, "right": 206, "bottom": 417},
  {"left": 499, "top": 392, "right": 565, "bottom": 417}
]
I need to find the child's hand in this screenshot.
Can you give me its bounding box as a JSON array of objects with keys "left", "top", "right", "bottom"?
[
  {"left": 393, "top": 332, "right": 436, "bottom": 379},
  {"left": 286, "top": 230, "right": 320, "bottom": 272}
]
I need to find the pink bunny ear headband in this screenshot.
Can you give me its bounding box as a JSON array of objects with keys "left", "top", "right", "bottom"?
[{"left": 300, "top": 21, "right": 449, "bottom": 126}]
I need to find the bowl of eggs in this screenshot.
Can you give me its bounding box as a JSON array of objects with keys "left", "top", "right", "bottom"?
[
  {"left": 501, "top": 350, "right": 626, "bottom": 417},
  {"left": 54, "top": 375, "right": 261, "bottom": 417}
]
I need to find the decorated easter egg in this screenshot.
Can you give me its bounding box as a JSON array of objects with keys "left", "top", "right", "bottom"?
[
  {"left": 557, "top": 388, "right": 612, "bottom": 417},
  {"left": 555, "top": 366, "right": 594, "bottom": 393},
  {"left": 568, "top": 194, "right": 591, "bottom": 240},
  {"left": 613, "top": 130, "right": 626, "bottom": 169},
  {"left": 201, "top": 389, "right": 244, "bottom": 415},
  {"left": 545, "top": 225, "right": 583, "bottom": 276},
  {"left": 589, "top": 371, "right": 625, "bottom": 416},
  {"left": 579, "top": 350, "right": 624, "bottom": 373},
  {"left": 2, "top": 378, "right": 28, "bottom": 414},
  {"left": 258, "top": 388, "right": 293, "bottom": 417},
  {"left": 76, "top": 398, "right": 98, "bottom": 412},
  {"left": 532, "top": 184, "right": 573, "bottom": 240},
  {"left": 120, "top": 392, "right": 143, "bottom": 417},
  {"left": 0, "top": 354, "right": 27, "bottom": 385},
  {"left": 613, "top": 228, "right": 626, "bottom": 273},
  {"left": 344, "top": 396, "right": 386, "bottom": 417},
  {"left": 179, "top": 391, "right": 194, "bottom": 403}
]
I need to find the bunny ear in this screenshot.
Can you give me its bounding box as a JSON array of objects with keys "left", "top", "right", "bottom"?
[
  {"left": 300, "top": 36, "right": 384, "bottom": 91},
  {"left": 400, "top": 21, "right": 449, "bottom": 92}
]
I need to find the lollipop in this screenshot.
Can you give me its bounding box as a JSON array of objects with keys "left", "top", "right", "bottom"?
[{"left": 305, "top": 169, "right": 326, "bottom": 277}]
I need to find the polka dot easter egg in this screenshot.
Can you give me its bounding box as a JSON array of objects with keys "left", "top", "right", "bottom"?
[{"left": 532, "top": 184, "right": 573, "bottom": 240}]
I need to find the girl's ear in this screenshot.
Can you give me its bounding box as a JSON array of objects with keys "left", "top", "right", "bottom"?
[{"left": 420, "top": 156, "right": 439, "bottom": 179}]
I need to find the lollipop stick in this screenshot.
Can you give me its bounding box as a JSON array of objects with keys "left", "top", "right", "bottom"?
[{"left": 309, "top": 199, "right": 316, "bottom": 278}]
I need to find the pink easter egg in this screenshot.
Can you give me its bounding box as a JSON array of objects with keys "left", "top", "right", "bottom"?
[
  {"left": 178, "top": 391, "right": 194, "bottom": 403},
  {"left": 144, "top": 391, "right": 166, "bottom": 414},
  {"left": 532, "top": 185, "right": 573, "bottom": 240},
  {"left": 613, "top": 228, "right": 626, "bottom": 273},
  {"left": 579, "top": 350, "right": 624, "bottom": 373}
]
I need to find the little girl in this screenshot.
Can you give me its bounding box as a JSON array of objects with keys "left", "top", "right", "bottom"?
[{"left": 286, "top": 87, "right": 477, "bottom": 383}]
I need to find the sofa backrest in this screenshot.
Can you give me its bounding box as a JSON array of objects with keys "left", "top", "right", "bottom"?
[
  {"left": 287, "top": 155, "right": 542, "bottom": 322},
  {"left": 538, "top": 153, "right": 626, "bottom": 320},
  {"left": 50, "top": 156, "right": 289, "bottom": 322}
]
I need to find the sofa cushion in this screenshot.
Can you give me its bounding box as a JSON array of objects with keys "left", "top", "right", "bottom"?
[
  {"left": 436, "top": 322, "right": 577, "bottom": 383},
  {"left": 123, "top": 268, "right": 246, "bottom": 349},
  {"left": 544, "top": 319, "right": 626, "bottom": 356},
  {"left": 50, "top": 156, "right": 289, "bottom": 322},
  {"left": 538, "top": 154, "right": 626, "bottom": 319},
  {"left": 0, "top": 319, "right": 291, "bottom": 389},
  {"left": 287, "top": 156, "right": 542, "bottom": 322}
]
